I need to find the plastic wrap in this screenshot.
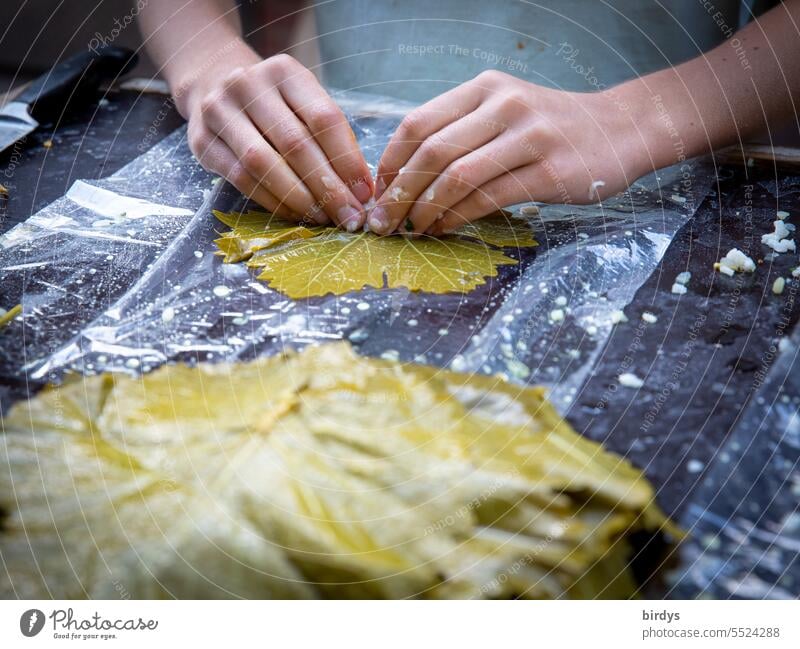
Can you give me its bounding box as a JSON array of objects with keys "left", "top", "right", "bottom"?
[
  {"left": 1, "top": 90, "right": 712, "bottom": 414},
  {"left": 670, "top": 324, "right": 800, "bottom": 599}
]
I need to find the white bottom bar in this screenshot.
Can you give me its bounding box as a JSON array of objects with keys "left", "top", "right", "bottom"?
[{"left": 2, "top": 600, "right": 799, "bottom": 648}]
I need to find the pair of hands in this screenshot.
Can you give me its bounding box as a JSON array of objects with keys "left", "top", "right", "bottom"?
[{"left": 182, "top": 50, "right": 648, "bottom": 236}]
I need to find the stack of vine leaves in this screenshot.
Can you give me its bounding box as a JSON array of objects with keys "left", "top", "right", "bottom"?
[{"left": 0, "top": 342, "right": 680, "bottom": 599}]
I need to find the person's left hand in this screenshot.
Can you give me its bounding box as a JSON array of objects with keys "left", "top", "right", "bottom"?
[{"left": 366, "top": 70, "right": 650, "bottom": 236}]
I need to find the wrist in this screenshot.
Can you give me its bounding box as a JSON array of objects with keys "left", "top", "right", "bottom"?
[
  {"left": 616, "top": 75, "right": 706, "bottom": 176},
  {"left": 582, "top": 83, "right": 657, "bottom": 183},
  {"left": 169, "top": 36, "right": 261, "bottom": 119},
  {"left": 605, "top": 80, "right": 667, "bottom": 179}
]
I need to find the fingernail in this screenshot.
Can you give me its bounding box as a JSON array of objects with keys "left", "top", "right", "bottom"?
[
  {"left": 352, "top": 178, "right": 372, "bottom": 204},
  {"left": 338, "top": 205, "right": 363, "bottom": 232},
  {"left": 368, "top": 206, "right": 389, "bottom": 233}
]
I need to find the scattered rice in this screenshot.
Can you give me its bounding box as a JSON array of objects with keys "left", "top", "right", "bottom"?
[
  {"left": 389, "top": 186, "right": 410, "bottom": 202},
  {"left": 717, "top": 248, "right": 756, "bottom": 274},
  {"left": 761, "top": 220, "right": 796, "bottom": 253},
  {"left": 588, "top": 180, "right": 606, "bottom": 201},
  {"left": 610, "top": 310, "right": 628, "bottom": 324},
  {"left": 618, "top": 373, "right": 644, "bottom": 388}
]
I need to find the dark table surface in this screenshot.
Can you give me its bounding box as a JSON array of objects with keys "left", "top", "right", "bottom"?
[
  {"left": 1, "top": 87, "right": 799, "bottom": 598},
  {"left": 569, "top": 171, "right": 800, "bottom": 513}
]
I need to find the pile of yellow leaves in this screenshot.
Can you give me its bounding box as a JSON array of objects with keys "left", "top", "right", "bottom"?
[
  {"left": 213, "top": 210, "right": 538, "bottom": 298},
  {"left": 0, "top": 343, "right": 677, "bottom": 599}
]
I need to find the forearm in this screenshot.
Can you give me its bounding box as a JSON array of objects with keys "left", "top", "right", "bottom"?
[
  {"left": 623, "top": 0, "right": 800, "bottom": 169},
  {"left": 137, "top": 0, "right": 260, "bottom": 114}
]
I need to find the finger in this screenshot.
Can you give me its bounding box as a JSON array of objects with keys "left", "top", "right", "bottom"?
[
  {"left": 428, "top": 163, "right": 560, "bottom": 235},
  {"left": 405, "top": 132, "right": 532, "bottom": 234},
  {"left": 245, "top": 90, "right": 366, "bottom": 231},
  {"left": 367, "top": 108, "right": 508, "bottom": 236},
  {"left": 386, "top": 118, "right": 521, "bottom": 236},
  {"left": 280, "top": 79, "right": 373, "bottom": 204},
  {"left": 190, "top": 127, "right": 297, "bottom": 220},
  {"left": 200, "top": 94, "right": 327, "bottom": 224},
  {"left": 235, "top": 168, "right": 297, "bottom": 219},
  {"left": 375, "top": 82, "right": 484, "bottom": 198}
]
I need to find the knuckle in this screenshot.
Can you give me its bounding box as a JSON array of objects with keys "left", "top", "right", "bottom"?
[
  {"left": 268, "top": 53, "right": 298, "bottom": 74},
  {"left": 474, "top": 151, "right": 501, "bottom": 174},
  {"left": 458, "top": 193, "right": 490, "bottom": 219},
  {"left": 199, "top": 91, "right": 224, "bottom": 118},
  {"left": 188, "top": 132, "right": 214, "bottom": 164},
  {"left": 198, "top": 96, "right": 215, "bottom": 117},
  {"left": 279, "top": 126, "right": 311, "bottom": 154},
  {"left": 187, "top": 124, "right": 206, "bottom": 150},
  {"left": 397, "top": 110, "right": 427, "bottom": 141},
  {"left": 496, "top": 93, "right": 523, "bottom": 116},
  {"left": 534, "top": 120, "right": 556, "bottom": 139},
  {"left": 375, "top": 156, "right": 396, "bottom": 181},
  {"left": 194, "top": 154, "right": 215, "bottom": 173},
  {"left": 340, "top": 156, "right": 367, "bottom": 180},
  {"left": 474, "top": 69, "right": 505, "bottom": 87},
  {"left": 228, "top": 165, "right": 252, "bottom": 191},
  {"left": 526, "top": 122, "right": 556, "bottom": 149},
  {"left": 222, "top": 67, "right": 247, "bottom": 89},
  {"left": 306, "top": 104, "right": 342, "bottom": 134},
  {"left": 443, "top": 160, "right": 475, "bottom": 192},
  {"left": 473, "top": 191, "right": 496, "bottom": 213},
  {"left": 416, "top": 133, "right": 447, "bottom": 166},
  {"left": 241, "top": 144, "right": 267, "bottom": 174},
  {"left": 513, "top": 88, "right": 532, "bottom": 107},
  {"left": 191, "top": 142, "right": 212, "bottom": 165},
  {"left": 337, "top": 167, "right": 367, "bottom": 194},
  {"left": 416, "top": 144, "right": 439, "bottom": 167},
  {"left": 503, "top": 90, "right": 531, "bottom": 116}
]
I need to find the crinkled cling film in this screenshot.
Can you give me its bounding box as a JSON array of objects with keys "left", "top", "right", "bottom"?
[
  {"left": 0, "top": 343, "right": 679, "bottom": 599},
  {"left": 0, "top": 89, "right": 713, "bottom": 415},
  {"left": 213, "top": 209, "right": 538, "bottom": 298}
]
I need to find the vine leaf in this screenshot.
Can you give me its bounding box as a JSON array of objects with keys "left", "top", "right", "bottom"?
[
  {"left": 213, "top": 210, "right": 538, "bottom": 298},
  {"left": 0, "top": 342, "right": 677, "bottom": 598}
]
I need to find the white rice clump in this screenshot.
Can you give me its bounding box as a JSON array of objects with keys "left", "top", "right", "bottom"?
[
  {"left": 618, "top": 372, "right": 644, "bottom": 388},
  {"left": 762, "top": 220, "right": 796, "bottom": 253},
  {"left": 717, "top": 248, "right": 756, "bottom": 276}
]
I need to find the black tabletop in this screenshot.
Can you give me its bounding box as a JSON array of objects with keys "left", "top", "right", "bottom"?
[{"left": 1, "top": 87, "right": 799, "bottom": 598}]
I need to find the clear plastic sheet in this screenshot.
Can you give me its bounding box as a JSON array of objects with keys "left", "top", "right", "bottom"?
[
  {"left": 1, "top": 90, "right": 712, "bottom": 414},
  {"left": 670, "top": 325, "right": 800, "bottom": 599},
  {"left": 0, "top": 128, "right": 212, "bottom": 385}
]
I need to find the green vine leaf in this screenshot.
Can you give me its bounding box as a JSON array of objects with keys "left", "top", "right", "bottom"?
[{"left": 213, "top": 210, "right": 538, "bottom": 298}]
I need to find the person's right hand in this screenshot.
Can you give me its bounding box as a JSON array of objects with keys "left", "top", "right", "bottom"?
[{"left": 179, "top": 51, "right": 373, "bottom": 230}]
